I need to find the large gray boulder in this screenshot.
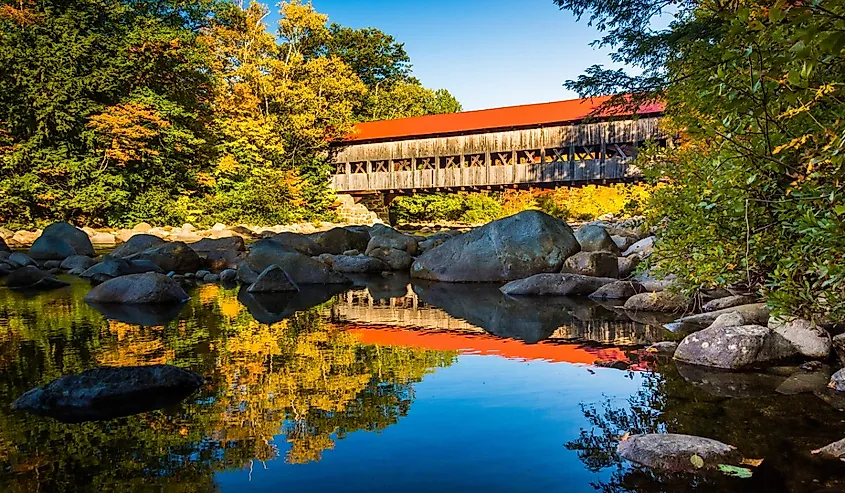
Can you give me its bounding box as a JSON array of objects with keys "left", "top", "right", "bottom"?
[
  {"left": 328, "top": 254, "right": 387, "bottom": 274},
  {"left": 270, "top": 232, "right": 324, "bottom": 256},
  {"left": 316, "top": 227, "right": 370, "bottom": 255},
  {"left": 500, "top": 273, "right": 616, "bottom": 296},
  {"left": 366, "top": 225, "right": 419, "bottom": 255},
  {"left": 623, "top": 236, "right": 655, "bottom": 258},
  {"left": 562, "top": 251, "right": 619, "bottom": 278},
  {"left": 623, "top": 291, "right": 688, "bottom": 312},
  {"left": 126, "top": 241, "right": 202, "bottom": 274},
  {"left": 111, "top": 234, "right": 166, "bottom": 258},
  {"left": 368, "top": 247, "right": 413, "bottom": 271},
  {"left": 588, "top": 280, "right": 644, "bottom": 300},
  {"left": 674, "top": 325, "right": 797, "bottom": 369},
  {"left": 6, "top": 266, "right": 69, "bottom": 290},
  {"left": 618, "top": 433, "right": 739, "bottom": 473},
  {"left": 84, "top": 273, "right": 190, "bottom": 304},
  {"left": 769, "top": 316, "right": 831, "bottom": 359},
  {"left": 575, "top": 224, "right": 620, "bottom": 255},
  {"left": 246, "top": 239, "right": 350, "bottom": 284},
  {"left": 412, "top": 211, "right": 580, "bottom": 282},
  {"left": 188, "top": 236, "right": 245, "bottom": 254},
  {"left": 80, "top": 257, "right": 163, "bottom": 279},
  {"left": 28, "top": 222, "right": 94, "bottom": 260},
  {"left": 248, "top": 265, "right": 299, "bottom": 293},
  {"left": 12, "top": 364, "right": 203, "bottom": 423}
]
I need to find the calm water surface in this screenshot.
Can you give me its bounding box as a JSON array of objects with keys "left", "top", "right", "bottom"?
[{"left": 1, "top": 274, "right": 844, "bottom": 492}]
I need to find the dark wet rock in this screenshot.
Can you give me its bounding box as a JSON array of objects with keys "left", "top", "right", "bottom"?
[
  {"left": 366, "top": 225, "right": 419, "bottom": 255},
  {"left": 575, "top": 224, "right": 620, "bottom": 255},
  {"left": 237, "top": 262, "right": 260, "bottom": 284},
  {"left": 9, "top": 251, "right": 36, "bottom": 267},
  {"left": 769, "top": 316, "right": 832, "bottom": 359},
  {"left": 126, "top": 241, "right": 202, "bottom": 274},
  {"left": 6, "top": 266, "right": 70, "bottom": 290},
  {"left": 316, "top": 227, "right": 370, "bottom": 255},
  {"left": 111, "top": 234, "right": 165, "bottom": 258},
  {"left": 617, "top": 256, "right": 640, "bottom": 279},
  {"left": 589, "top": 280, "right": 644, "bottom": 300},
  {"left": 42, "top": 260, "right": 62, "bottom": 269},
  {"left": 646, "top": 341, "right": 678, "bottom": 355},
  {"left": 238, "top": 284, "right": 347, "bottom": 325},
  {"left": 703, "top": 294, "right": 758, "bottom": 312},
  {"left": 219, "top": 269, "right": 238, "bottom": 283},
  {"left": 813, "top": 438, "right": 845, "bottom": 460},
  {"left": 80, "top": 257, "right": 163, "bottom": 279},
  {"left": 0, "top": 236, "right": 8, "bottom": 253},
  {"left": 87, "top": 302, "right": 185, "bottom": 326},
  {"left": 829, "top": 368, "right": 845, "bottom": 392},
  {"left": 248, "top": 265, "right": 299, "bottom": 293},
  {"left": 84, "top": 273, "right": 190, "bottom": 304},
  {"left": 676, "top": 362, "right": 788, "bottom": 398},
  {"left": 414, "top": 281, "right": 579, "bottom": 343},
  {"left": 60, "top": 255, "right": 95, "bottom": 271},
  {"left": 12, "top": 364, "right": 203, "bottom": 423},
  {"left": 203, "top": 273, "right": 220, "bottom": 283},
  {"left": 562, "top": 251, "right": 619, "bottom": 278},
  {"left": 368, "top": 247, "right": 413, "bottom": 271},
  {"left": 833, "top": 333, "right": 845, "bottom": 367},
  {"left": 624, "top": 291, "right": 688, "bottom": 313},
  {"left": 196, "top": 270, "right": 211, "bottom": 279},
  {"left": 674, "top": 325, "right": 797, "bottom": 370},
  {"left": 595, "top": 360, "right": 631, "bottom": 370},
  {"left": 776, "top": 366, "right": 833, "bottom": 395},
  {"left": 617, "top": 433, "right": 739, "bottom": 473},
  {"left": 269, "top": 232, "right": 324, "bottom": 256},
  {"left": 245, "top": 239, "right": 350, "bottom": 284},
  {"left": 673, "top": 303, "right": 770, "bottom": 329},
  {"left": 622, "top": 236, "right": 655, "bottom": 258},
  {"left": 188, "top": 236, "right": 245, "bottom": 254},
  {"left": 28, "top": 222, "right": 94, "bottom": 260},
  {"left": 412, "top": 211, "right": 580, "bottom": 282},
  {"left": 329, "top": 254, "right": 387, "bottom": 274},
  {"left": 501, "top": 273, "right": 616, "bottom": 296}
]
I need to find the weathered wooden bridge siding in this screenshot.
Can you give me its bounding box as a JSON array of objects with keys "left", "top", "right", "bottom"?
[{"left": 331, "top": 116, "right": 664, "bottom": 193}]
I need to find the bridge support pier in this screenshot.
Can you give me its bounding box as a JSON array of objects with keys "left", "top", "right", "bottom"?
[{"left": 353, "top": 192, "right": 396, "bottom": 225}]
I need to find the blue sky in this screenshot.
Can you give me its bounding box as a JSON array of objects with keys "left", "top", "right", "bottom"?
[{"left": 268, "top": 0, "right": 620, "bottom": 111}]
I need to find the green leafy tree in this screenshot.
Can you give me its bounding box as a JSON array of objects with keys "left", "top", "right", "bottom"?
[{"left": 555, "top": 0, "right": 845, "bottom": 319}]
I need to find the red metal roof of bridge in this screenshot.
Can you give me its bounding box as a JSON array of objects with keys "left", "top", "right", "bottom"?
[{"left": 347, "top": 95, "right": 664, "bottom": 142}]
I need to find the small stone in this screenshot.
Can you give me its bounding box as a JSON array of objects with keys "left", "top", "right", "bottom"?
[
  {"left": 702, "top": 295, "right": 758, "bottom": 312},
  {"left": 829, "top": 368, "right": 845, "bottom": 392},
  {"left": 342, "top": 249, "right": 360, "bottom": 256},
  {"left": 624, "top": 291, "right": 688, "bottom": 313},
  {"left": 196, "top": 270, "right": 211, "bottom": 279},
  {"left": 203, "top": 273, "right": 220, "bottom": 283},
  {"left": 219, "top": 269, "right": 237, "bottom": 283}
]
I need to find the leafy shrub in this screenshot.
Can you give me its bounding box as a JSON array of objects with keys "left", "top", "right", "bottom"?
[{"left": 535, "top": 184, "right": 655, "bottom": 221}]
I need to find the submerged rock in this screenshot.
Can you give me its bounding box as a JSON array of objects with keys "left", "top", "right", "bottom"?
[
  {"left": 12, "top": 364, "right": 204, "bottom": 423},
  {"left": 676, "top": 362, "right": 788, "bottom": 398},
  {"left": 617, "top": 433, "right": 739, "bottom": 473},
  {"left": 248, "top": 265, "right": 299, "bottom": 293},
  {"left": 575, "top": 224, "right": 620, "bottom": 255},
  {"left": 6, "top": 266, "right": 70, "bottom": 290},
  {"left": 562, "top": 251, "right": 619, "bottom": 278},
  {"left": 84, "top": 273, "right": 190, "bottom": 304},
  {"left": 501, "top": 273, "right": 616, "bottom": 296},
  {"left": 411, "top": 211, "right": 580, "bottom": 282},
  {"left": 674, "top": 325, "right": 796, "bottom": 370}
]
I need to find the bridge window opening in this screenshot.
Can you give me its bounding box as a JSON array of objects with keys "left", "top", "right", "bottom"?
[
  {"left": 573, "top": 146, "right": 599, "bottom": 161},
  {"left": 466, "top": 154, "right": 486, "bottom": 167},
  {"left": 417, "top": 157, "right": 437, "bottom": 170},
  {"left": 545, "top": 147, "right": 569, "bottom": 163},
  {"left": 439, "top": 156, "right": 461, "bottom": 169},
  {"left": 373, "top": 160, "right": 389, "bottom": 173},
  {"left": 335, "top": 162, "right": 347, "bottom": 174},
  {"left": 517, "top": 149, "right": 542, "bottom": 164},
  {"left": 392, "top": 159, "right": 412, "bottom": 172},
  {"left": 351, "top": 161, "right": 367, "bottom": 174},
  {"left": 493, "top": 152, "right": 512, "bottom": 166}
]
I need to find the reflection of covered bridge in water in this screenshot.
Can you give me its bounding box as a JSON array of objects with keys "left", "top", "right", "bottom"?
[
  {"left": 330, "top": 96, "right": 665, "bottom": 203},
  {"left": 330, "top": 285, "right": 666, "bottom": 349}
]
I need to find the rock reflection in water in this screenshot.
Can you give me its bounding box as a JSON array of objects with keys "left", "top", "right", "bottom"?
[
  {"left": 87, "top": 301, "right": 186, "bottom": 326},
  {"left": 237, "top": 284, "right": 348, "bottom": 324}
]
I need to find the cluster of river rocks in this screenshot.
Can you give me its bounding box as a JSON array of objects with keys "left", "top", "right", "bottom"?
[{"left": 4, "top": 210, "right": 845, "bottom": 468}]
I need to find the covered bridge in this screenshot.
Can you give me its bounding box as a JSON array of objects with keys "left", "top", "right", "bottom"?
[{"left": 330, "top": 96, "right": 665, "bottom": 195}]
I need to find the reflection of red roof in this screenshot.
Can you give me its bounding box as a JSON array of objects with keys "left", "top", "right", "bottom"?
[
  {"left": 347, "top": 326, "right": 633, "bottom": 367},
  {"left": 346, "top": 96, "right": 664, "bottom": 143}
]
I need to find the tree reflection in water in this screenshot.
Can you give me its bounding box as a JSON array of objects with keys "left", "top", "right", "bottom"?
[{"left": 0, "top": 280, "right": 457, "bottom": 491}]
